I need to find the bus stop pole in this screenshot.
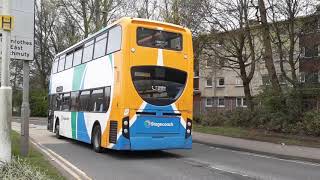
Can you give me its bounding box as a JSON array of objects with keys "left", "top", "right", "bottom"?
[
  {"left": 0, "top": 0, "right": 12, "bottom": 164},
  {"left": 20, "top": 60, "right": 30, "bottom": 156}
]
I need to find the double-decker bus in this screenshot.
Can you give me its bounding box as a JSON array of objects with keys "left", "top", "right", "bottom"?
[{"left": 48, "top": 17, "right": 193, "bottom": 152}]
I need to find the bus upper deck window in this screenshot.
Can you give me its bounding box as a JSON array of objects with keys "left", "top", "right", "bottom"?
[
  {"left": 83, "top": 40, "right": 94, "bottom": 63},
  {"left": 107, "top": 26, "right": 122, "bottom": 54},
  {"left": 137, "top": 27, "right": 182, "bottom": 51}
]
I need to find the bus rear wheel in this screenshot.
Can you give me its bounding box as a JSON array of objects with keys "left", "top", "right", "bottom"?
[{"left": 92, "top": 126, "right": 102, "bottom": 153}]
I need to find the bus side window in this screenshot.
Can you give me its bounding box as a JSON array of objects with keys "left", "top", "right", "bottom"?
[
  {"left": 82, "top": 40, "right": 94, "bottom": 63},
  {"left": 73, "top": 48, "right": 83, "bottom": 66},
  {"left": 91, "top": 89, "right": 105, "bottom": 112},
  {"left": 58, "top": 55, "right": 66, "bottom": 72},
  {"left": 105, "top": 86, "right": 111, "bottom": 112},
  {"left": 65, "top": 53, "right": 73, "bottom": 69},
  {"left": 79, "top": 90, "right": 91, "bottom": 111},
  {"left": 71, "top": 91, "right": 79, "bottom": 111},
  {"left": 52, "top": 60, "right": 59, "bottom": 74},
  {"left": 56, "top": 94, "right": 63, "bottom": 111},
  {"left": 62, "top": 93, "right": 71, "bottom": 111},
  {"left": 107, "top": 26, "right": 122, "bottom": 54},
  {"left": 94, "top": 32, "right": 108, "bottom": 59}
]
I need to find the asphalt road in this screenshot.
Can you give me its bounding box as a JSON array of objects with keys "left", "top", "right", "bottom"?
[{"left": 12, "top": 117, "right": 320, "bottom": 180}]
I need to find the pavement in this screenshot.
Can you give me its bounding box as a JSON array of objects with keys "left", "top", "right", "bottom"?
[
  {"left": 11, "top": 117, "right": 320, "bottom": 180},
  {"left": 192, "top": 132, "right": 320, "bottom": 164}
]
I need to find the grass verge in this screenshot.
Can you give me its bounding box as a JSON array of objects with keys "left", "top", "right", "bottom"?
[
  {"left": 10, "top": 131, "right": 65, "bottom": 180},
  {"left": 194, "top": 124, "right": 320, "bottom": 148}
]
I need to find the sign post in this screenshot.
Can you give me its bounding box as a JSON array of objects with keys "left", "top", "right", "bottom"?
[
  {"left": 0, "top": 0, "right": 34, "bottom": 157},
  {"left": 0, "top": 0, "right": 12, "bottom": 164}
]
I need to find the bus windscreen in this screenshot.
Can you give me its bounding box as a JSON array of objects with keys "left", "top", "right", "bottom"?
[
  {"left": 131, "top": 66, "right": 187, "bottom": 106},
  {"left": 137, "top": 27, "right": 182, "bottom": 51}
]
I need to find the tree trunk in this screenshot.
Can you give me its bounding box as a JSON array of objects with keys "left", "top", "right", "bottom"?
[
  {"left": 243, "top": 80, "right": 254, "bottom": 111},
  {"left": 258, "top": 0, "right": 281, "bottom": 94}
]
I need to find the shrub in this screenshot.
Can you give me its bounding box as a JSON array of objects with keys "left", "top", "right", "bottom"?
[
  {"left": 30, "top": 89, "right": 48, "bottom": 117},
  {"left": 198, "top": 111, "right": 227, "bottom": 126},
  {"left": 302, "top": 111, "right": 320, "bottom": 136},
  {"left": 0, "top": 157, "right": 52, "bottom": 180}
]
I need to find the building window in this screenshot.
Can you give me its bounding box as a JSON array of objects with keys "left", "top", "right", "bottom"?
[
  {"left": 316, "top": 45, "right": 320, "bottom": 57},
  {"left": 218, "top": 57, "right": 225, "bottom": 67},
  {"left": 301, "top": 47, "right": 305, "bottom": 57},
  {"left": 305, "top": 47, "right": 313, "bottom": 58},
  {"left": 206, "top": 59, "right": 212, "bottom": 68},
  {"left": 216, "top": 77, "right": 225, "bottom": 87},
  {"left": 206, "top": 98, "right": 213, "bottom": 107},
  {"left": 236, "top": 97, "right": 247, "bottom": 107},
  {"left": 218, "top": 98, "right": 225, "bottom": 107},
  {"left": 262, "top": 75, "right": 271, "bottom": 85},
  {"left": 305, "top": 72, "right": 319, "bottom": 83},
  {"left": 235, "top": 76, "right": 243, "bottom": 86},
  {"left": 278, "top": 74, "right": 286, "bottom": 85},
  {"left": 300, "top": 72, "right": 305, "bottom": 83},
  {"left": 206, "top": 78, "right": 213, "bottom": 87},
  {"left": 194, "top": 77, "right": 199, "bottom": 90}
]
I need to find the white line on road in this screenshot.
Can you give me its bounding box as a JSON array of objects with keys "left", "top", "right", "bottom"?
[
  {"left": 30, "top": 139, "right": 87, "bottom": 180},
  {"left": 12, "top": 122, "right": 92, "bottom": 180}
]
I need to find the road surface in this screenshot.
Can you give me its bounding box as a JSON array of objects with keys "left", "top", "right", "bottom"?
[{"left": 12, "top": 118, "right": 320, "bottom": 180}]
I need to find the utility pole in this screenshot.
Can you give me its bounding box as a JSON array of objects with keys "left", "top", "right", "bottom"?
[
  {"left": 20, "top": 60, "right": 30, "bottom": 156},
  {"left": 0, "top": 0, "right": 12, "bottom": 164}
]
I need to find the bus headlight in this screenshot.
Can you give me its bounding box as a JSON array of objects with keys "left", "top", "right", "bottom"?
[{"left": 187, "top": 129, "right": 191, "bottom": 134}]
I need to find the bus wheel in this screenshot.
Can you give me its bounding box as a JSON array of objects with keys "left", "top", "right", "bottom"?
[
  {"left": 92, "top": 126, "right": 102, "bottom": 153},
  {"left": 55, "top": 120, "right": 62, "bottom": 139}
]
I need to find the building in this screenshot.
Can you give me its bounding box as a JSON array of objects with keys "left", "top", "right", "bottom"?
[
  {"left": 298, "top": 8, "right": 320, "bottom": 110},
  {"left": 193, "top": 9, "right": 320, "bottom": 115}
]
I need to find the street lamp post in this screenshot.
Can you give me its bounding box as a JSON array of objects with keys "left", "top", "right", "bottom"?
[{"left": 0, "top": 0, "right": 12, "bottom": 164}]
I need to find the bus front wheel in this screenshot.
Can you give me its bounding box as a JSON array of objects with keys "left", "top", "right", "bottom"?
[{"left": 92, "top": 125, "right": 102, "bottom": 153}]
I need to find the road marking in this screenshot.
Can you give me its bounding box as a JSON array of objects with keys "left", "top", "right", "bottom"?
[
  {"left": 194, "top": 143, "right": 320, "bottom": 167},
  {"left": 30, "top": 139, "right": 87, "bottom": 180},
  {"left": 12, "top": 122, "right": 92, "bottom": 180},
  {"left": 181, "top": 157, "right": 252, "bottom": 178}
]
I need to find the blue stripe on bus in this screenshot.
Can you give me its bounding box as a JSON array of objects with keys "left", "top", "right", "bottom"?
[{"left": 76, "top": 112, "right": 91, "bottom": 143}]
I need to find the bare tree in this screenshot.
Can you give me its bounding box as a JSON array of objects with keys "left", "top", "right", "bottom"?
[
  {"left": 267, "top": 0, "right": 316, "bottom": 88},
  {"left": 201, "top": 0, "right": 262, "bottom": 110},
  {"left": 257, "top": 0, "right": 282, "bottom": 94},
  {"left": 33, "top": 0, "right": 58, "bottom": 89}
]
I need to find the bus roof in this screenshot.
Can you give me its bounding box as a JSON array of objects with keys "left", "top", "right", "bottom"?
[{"left": 54, "top": 17, "right": 188, "bottom": 60}]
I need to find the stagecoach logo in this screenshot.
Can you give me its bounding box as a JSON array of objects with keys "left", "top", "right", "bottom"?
[{"left": 144, "top": 120, "right": 174, "bottom": 128}]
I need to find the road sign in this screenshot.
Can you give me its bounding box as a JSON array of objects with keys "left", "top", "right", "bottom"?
[
  {"left": 0, "top": 15, "right": 14, "bottom": 31},
  {"left": 0, "top": 0, "right": 34, "bottom": 61}
]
